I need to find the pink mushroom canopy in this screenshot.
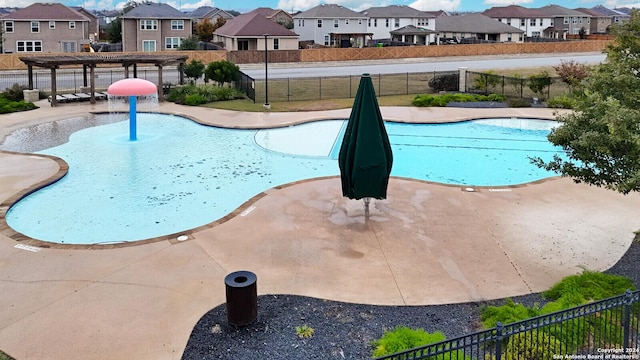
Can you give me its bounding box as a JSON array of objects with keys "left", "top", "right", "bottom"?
[{"left": 107, "top": 78, "right": 158, "bottom": 96}]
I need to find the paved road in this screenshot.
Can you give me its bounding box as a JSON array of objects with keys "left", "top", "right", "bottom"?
[
  {"left": 241, "top": 53, "right": 607, "bottom": 79},
  {"left": 0, "top": 52, "right": 606, "bottom": 91}
]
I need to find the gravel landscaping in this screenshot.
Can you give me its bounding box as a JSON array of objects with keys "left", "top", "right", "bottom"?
[{"left": 182, "top": 236, "right": 639, "bottom": 360}]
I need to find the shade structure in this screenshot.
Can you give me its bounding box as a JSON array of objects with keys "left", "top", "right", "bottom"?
[{"left": 338, "top": 74, "right": 393, "bottom": 200}]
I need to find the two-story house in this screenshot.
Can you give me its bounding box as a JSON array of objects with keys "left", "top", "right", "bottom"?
[
  {"left": 189, "top": 6, "right": 234, "bottom": 27},
  {"left": 121, "top": 2, "right": 193, "bottom": 52},
  {"left": 535, "top": 4, "right": 591, "bottom": 38},
  {"left": 213, "top": 12, "right": 299, "bottom": 51},
  {"left": 293, "top": 4, "right": 369, "bottom": 48},
  {"left": 361, "top": 5, "right": 436, "bottom": 43},
  {"left": 483, "top": 5, "right": 553, "bottom": 39},
  {"left": 575, "top": 8, "right": 610, "bottom": 34},
  {"left": 591, "top": 5, "right": 631, "bottom": 29},
  {"left": 245, "top": 7, "right": 293, "bottom": 28},
  {"left": 1, "top": 2, "right": 91, "bottom": 53},
  {"left": 434, "top": 13, "right": 525, "bottom": 43},
  {"left": 72, "top": 7, "right": 100, "bottom": 43}
]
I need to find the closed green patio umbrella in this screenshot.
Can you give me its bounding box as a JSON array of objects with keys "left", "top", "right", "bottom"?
[{"left": 338, "top": 73, "right": 393, "bottom": 210}]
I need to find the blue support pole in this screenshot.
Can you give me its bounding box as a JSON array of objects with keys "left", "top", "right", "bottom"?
[{"left": 129, "top": 95, "right": 137, "bottom": 141}]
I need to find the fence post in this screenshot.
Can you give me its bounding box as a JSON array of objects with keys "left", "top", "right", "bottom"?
[
  {"left": 623, "top": 290, "right": 632, "bottom": 349},
  {"left": 495, "top": 322, "right": 503, "bottom": 360},
  {"left": 458, "top": 67, "right": 467, "bottom": 93}
]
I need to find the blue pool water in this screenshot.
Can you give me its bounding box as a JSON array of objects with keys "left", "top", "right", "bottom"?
[{"left": 4, "top": 114, "right": 562, "bottom": 244}]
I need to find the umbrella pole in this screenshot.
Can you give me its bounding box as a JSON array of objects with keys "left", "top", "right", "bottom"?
[{"left": 363, "top": 197, "right": 371, "bottom": 215}]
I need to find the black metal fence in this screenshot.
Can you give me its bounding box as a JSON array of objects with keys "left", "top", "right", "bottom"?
[
  {"left": 234, "top": 71, "right": 255, "bottom": 103},
  {"left": 247, "top": 71, "right": 460, "bottom": 103},
  {"left": 0, "top": 67, "right": 183, "bottom": 95},
  {"left": 465, "top": 70, "right": 565, "bottom": 100},
  {"left": 375, "top": 290, "right": 640, "bottom": 360}
]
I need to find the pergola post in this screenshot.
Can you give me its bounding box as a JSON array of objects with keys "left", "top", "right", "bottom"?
[
  {"left": 50, "top": 67, "right": 58, "bottom": 107},
  {"left": 90, "top": 65, "right": 96, "bottom": 104},
  {"left": 27, "top": 65, "right": 34, "bottom": 90},
  {"left": 124, "top": 65, "right": 129, "bottom": 78},
  {"left": 178, "top": 62, "right": 185, "bottom": 85},
  {"left": 83, "top": 65, "right": 88, "bottom": 87},
  {"left": 157, "top": 64, "right": 164, "bottom": 102}
]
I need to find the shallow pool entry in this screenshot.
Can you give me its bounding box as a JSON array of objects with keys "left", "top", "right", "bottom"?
[{"left": 3, "top": 115, "right": 562, "bottom": 245}]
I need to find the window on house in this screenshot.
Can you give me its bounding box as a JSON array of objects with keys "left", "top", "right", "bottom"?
[
  {"left": 573, "top": 17, "right": 578, "bottom": 24},
  {"left": 298, "top": 19, "right": 304, "bottom": 27},
  {"left": 140, "top": 20, "right": 158, "bottom": 30},
  {"left": 17, "top": 40, "right": 43, "bottom": 52},
  {"left": 345, "top": 19, "right": 349, "bottom": 25},
  {"left": 358, "top": 19, "right": 362, "bottom": 25},
  {"left": 5, "top": 21, "right": 13, "bottom": 33},
  {"left": 31, "top": 21, "right": 39, "bottom": 33},
  {"left": 142, "top": 40, "right": 156, "bottom": 51},
  {"left": 532, "top": 31, "right": 541, "bottom": 37},
  {"left": 334, "top": 19, "right": 338, "bottom": 28},
  {"left": 317, "top": 19, "right": 322, "bottom": 28},
  {"left": 520, "top": 19, "right": 525, "bottom": 27},
  {"left": 165, "top": 37, "right": 181, "bottom": 49},
  {"left": 49, "top": 21, "right": 55, "bottom": 29},
  {"left": 530, "top": 19, "right": 536, "bottom": 26},
  {"left": 69, "top": 21, "right": 76, "bottom": 29},
  {"left": 395, "top": 18, "right": 399, "bottom": 27},
  {"left": 238, "top": 40, "right": 248, "bottom": 50},
  {"left": 374, "top": 19, "right": 377, "bottom": 27},
  {"left": 61, "top": 41, "right": 76, "bottom": 52},
  {"left": 273, "top": 38, "right": 279, "bottom": 50},
  {"left": 385, "top": 19, "right": 389, "bottom": 27},
  {"left": 171, "top": 20, "right": 184, "bottom": 30},
  {"left": 564, "top": 17, "right": 569, "bottom": 24},
  {"left": 324, "top": 35, "right": 329, "bottom": 46},
  {"left": 506, "top": 18, "right": 511, "bottom": 25}
]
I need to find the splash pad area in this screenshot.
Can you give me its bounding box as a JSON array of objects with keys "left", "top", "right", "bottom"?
[
  {"left": 107, "top": 78, "right": 159, "bottom": 141},
  {"left": 2, "top": 115, "right": 564, "bottom": 245}
]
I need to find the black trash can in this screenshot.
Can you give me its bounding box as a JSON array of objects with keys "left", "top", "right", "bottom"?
[{"left": 224, "top": 270, "right": 257, "bottom": 326}]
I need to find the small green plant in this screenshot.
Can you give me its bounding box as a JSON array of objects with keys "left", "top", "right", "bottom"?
[
  {"left": 428, "top": 73, "right": 459, "bottom": 92},
  {"left": 184, "top": 93, "right": 207, "bottom": 106},
  {"left": 541, "top": 270, "right": 635, "bottom": 309},
  {"left": 528, "top": 71, "right": 553, "bottom": 100},
  {"left": 2, "top": 83, "right": 27, "bottom": 101},
  {"left": 481, "top": 299, "right": 541, "bottom": 328},
  {"left": 371, "top": 326, "right": 471, "bottom": 359},
  {"left": 295, "top": 325, "right": 314, "bottom": 338},
  {"left": 0, "top": 96, "right": 37, "bottom": 113},
  {"left": 412, "top": 93, "right": 505, "bottom": 107},
  {"left": 492, "top": 330, "right": 563, "bottom": 360},
  {"left": 473, "top": 71, "right": 501, "bottom": 94},
  {"left": 505, "top": 98, "right": 531, "bottom": 108},
  {"left": 547, "top": 94, "right": 577, "bottom": 109}
]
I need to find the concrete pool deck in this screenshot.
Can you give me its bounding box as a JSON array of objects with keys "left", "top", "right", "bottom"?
[{"left": 0, "top": 100, "right": 639, "bottom": 360}]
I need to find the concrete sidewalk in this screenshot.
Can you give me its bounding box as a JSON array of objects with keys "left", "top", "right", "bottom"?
[{"left": 0, "top": 101, "right": 638, "bottom": 360}]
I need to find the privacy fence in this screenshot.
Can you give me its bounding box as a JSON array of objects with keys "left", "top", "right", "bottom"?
[
  {"left": 238, "top": 69, "right": 567, "bottom": 103},
  {"left": 375, "top": 290, "right": 640, "bottom": 360}
]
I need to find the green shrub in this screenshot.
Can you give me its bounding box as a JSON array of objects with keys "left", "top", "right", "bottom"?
[
  {"left": 500, "top": 331, "right": 563, "bottom": 360},
  {"left": 505, "top": 98, "right": 531, "bottom": 108},
  {"left": 2, "top": 83, "right": 27, "bottom": 101},
  {"left": 481, "top": 299, "right": 541, "bottom": 328},
  {"left": 429, "top": 73, "right": 459, "bottom": 92},
  {"left": 412, "top": 93, "right": 506, "bottom": 107},
  {"left": 487, "top": 94, "right": 506, "bottom": 102},
  {"left": 372, "top": 327, "right": 445, "bottom": 357},
  {"left": 547, "top": 94, "right": 577, "bottom": 109},
  {"left": 371, "top": 327, "right": 471, "bottom": 359},
  {"left": 542, "top": 270, "right": 635, "bottom": 307},
  {"left": 473, "top": 71, "right": 501, "bottom": 94},
  {"left": 184, "top": 93, "right": 207, "bottom": 106},
  {"left": 0, "top": 96, "right": 37, "bottom": 113}
]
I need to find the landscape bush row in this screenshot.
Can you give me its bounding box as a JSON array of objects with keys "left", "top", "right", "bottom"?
[
  {"left": 0, "top": 84, "right": 37, "bottom": 114},
  {"left": 371, "top": 270, "right": 637, "bottom": 359}
]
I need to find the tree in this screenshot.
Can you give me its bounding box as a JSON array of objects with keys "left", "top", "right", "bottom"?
[
  {"left": 532, "top": 11, "right": 640, "bottom": 194},
  {"left": 204, "top": 60, "right": 240, "bottom": 86},
  {"left": 276, "top": 18, "right": 294, "bottom": 30},
  {"left": 527, "top": 71, "right": 552, "bottom": 100},
  {"left": 184, "top": 59, "right": 205, "bottom": 84},
  {"left": 178, "top": 35, "right": 199, "bottom": 50},
  {"left": 553, "top": 60, "right": 590, "bottom": 91},
  {"left": 105, "top": 18, "right": 122, "bottom": 43},
  {"left": 194, "top": 19, "right": 215, "bottom": 42}
]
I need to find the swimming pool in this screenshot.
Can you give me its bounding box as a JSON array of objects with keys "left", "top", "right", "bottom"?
[{"left": 3, "top": 114, "right": 562, "bottom": 245}]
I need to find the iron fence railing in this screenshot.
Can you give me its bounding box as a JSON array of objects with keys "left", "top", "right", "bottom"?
[
  {"left": 375, "top": 290, "right": 640, "bottom": 360},
  {"left": 465, "top": 70, "right": 565, "bottom": 100},
  {"left": 248, "top": 71, "right": 460, "bottom": 103},
  {"left": 234, "top": 72, "right": 255, "bottom": 103}
]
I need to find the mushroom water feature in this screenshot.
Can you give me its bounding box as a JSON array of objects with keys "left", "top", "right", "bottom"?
[{"left": 107, "top": 78, "right": 159, "bottom": 141}]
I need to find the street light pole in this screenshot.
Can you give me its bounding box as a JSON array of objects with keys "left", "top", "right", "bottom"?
[{"left": 263, "top": 34, "right": 270, "bottom": 110}]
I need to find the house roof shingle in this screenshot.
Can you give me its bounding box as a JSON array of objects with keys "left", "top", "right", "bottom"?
[
  {"left": 483, "top": 5, "right": 550, "bottom": 18},
  {"left": 122, "top": 2, "right": 191, "bottom": 19},
  {"left": 390, "top": 25, "right": 435, "bottom": 35},
  {"left": 1, "top": 2, "right": 88, "bottom": 21},
  {"left": 435, "top": 13, "right": 524, "bottom": 33},
  {"left": 294, "top": 4, "right": 365, "bottom": 19},
  {"left": 214, "top": 12, "right": 297, "bottom": 37},
  {"left": 361, "top": 5, "right": 434, "bottom": 18},
  {"left": 536, "top": 4, "right": 590, "bottom": 17}
]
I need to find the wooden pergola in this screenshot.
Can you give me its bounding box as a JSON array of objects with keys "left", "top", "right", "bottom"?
[{"left": 19, "top": 53, "right": 188, "bottom": 106}]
